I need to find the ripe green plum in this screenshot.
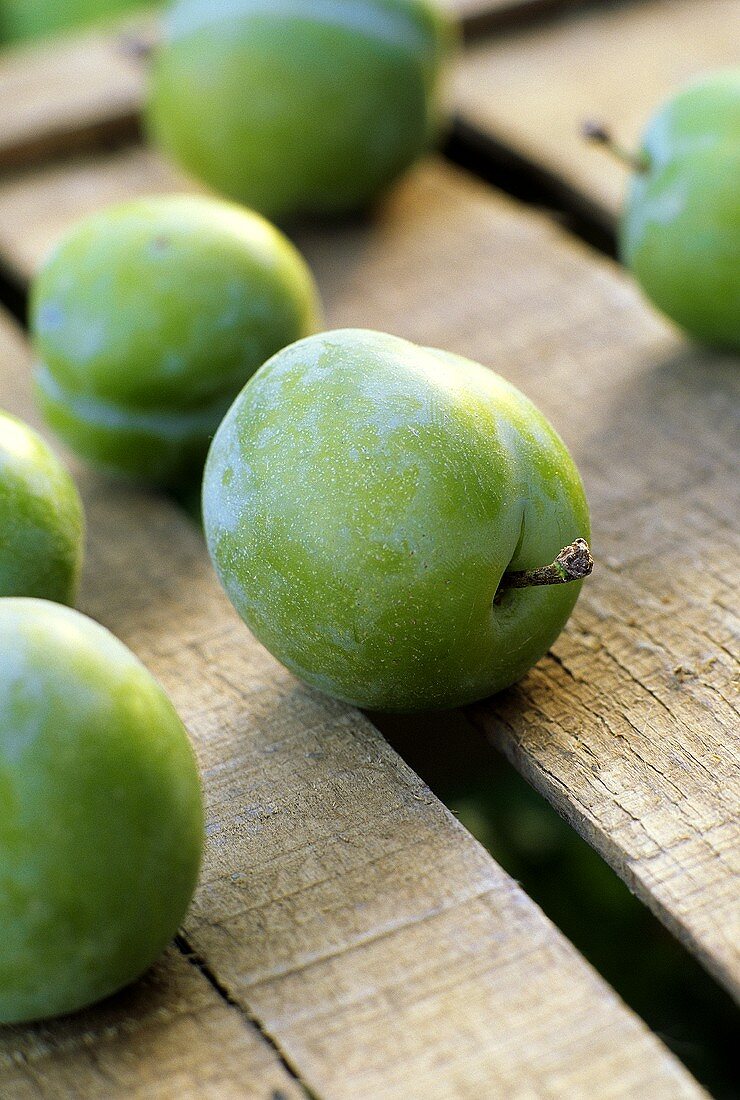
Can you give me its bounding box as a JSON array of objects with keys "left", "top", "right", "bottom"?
[
  {"left": 203, "top": 329, "right": 591, "bottom": 712},
  {"left": 0, "top": 0, "right": 154, "bottom": 42},
  {"left": 147, "top": 0, "right": 458, "bottom": 221},
  {"left": 620, "top": 69, "right": 740, "bottom": 350},
  {"left": 0, "top": 599, "right": 204, "bottom": 1025},
  {"left": 0, "top": 409, "right": 84, "bottom": 604},
  {"left": 30, "top": 194, "right": 321, "bottom": 486}
]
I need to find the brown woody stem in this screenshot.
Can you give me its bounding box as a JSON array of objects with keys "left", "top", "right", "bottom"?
[
  {"left": 582, "top": 121, "right": 650, "bottom": 173},
  {"left": 499, "top": 538, "right": 594, "bottom": 594}
]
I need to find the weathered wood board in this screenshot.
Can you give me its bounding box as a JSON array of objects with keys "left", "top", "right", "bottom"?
[
  {"left": 454, "top": 0, "right": 740, "bottom": 226},
  {"left": 0, "top": 23, "right": 148, "bottom": 171},
  {"left": 0, "top": 145, "right": 737, "bottom": 1004},
  {"left": 0, "top": 191, "right": 708, "bottom": 1095},
  {"left": 0, "top": 948, "right": 305, "bottom": 1100}
]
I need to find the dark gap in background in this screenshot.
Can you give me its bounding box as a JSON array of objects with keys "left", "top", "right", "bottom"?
[
  {"left": 461, "top": 0, "right": 653, "bottom": 41},
  {"left": 462, "top": 0, "right": 596, "bottom": 40},
  {"left": 371, "top": 709, "right": 738, "bottom": 1099},
  {"left": 0, "top": 263, "right": 28, "bottom": 327},
  {"left": 0, "top": 117, "right": 143, "bottom": 182},
  {"left": 443, "top": 117, "right": 618, "bottom": 259}
]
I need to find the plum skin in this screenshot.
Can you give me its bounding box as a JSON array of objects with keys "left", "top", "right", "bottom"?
[
  {"left": 203, "top": 330, "right": 590, "bottom": 712},
  {"left": 30, "top": 194, "right": 322, "bottom": 486},
  {"left": 0, "top": 599, "right": 204, "bottom": 1026},
  {"left": 147, "top": 0, "right": 458, "bottom": 221},
  {"left": 620, "top": 69, "right": 740, "bottom": 350},
  {"left": 0, "top": 409, "right": 84, "bottom": 604}
]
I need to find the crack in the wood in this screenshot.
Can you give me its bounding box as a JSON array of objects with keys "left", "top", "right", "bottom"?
[{"left": 173, "top": 934, "right": 317, "bottom": 1100}]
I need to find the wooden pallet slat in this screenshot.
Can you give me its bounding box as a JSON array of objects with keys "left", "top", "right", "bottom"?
[
  {"left": 0, "top": 264, "right": 705, "bottom": 1095},
  {"left": 454, "top": 0, "right": 740, "bottom": 228},
  {"left": 0, "top": 21, "right": 151, "bottom": 172},
  {"left": 0, "top": 318, "right": 307, "bottom": 1100},
  {"left": 0, "top": 949, "right": 304, "bottom": 1100},
  {"left": 0, "top": 147, "right": 197, "bottom": 279}
]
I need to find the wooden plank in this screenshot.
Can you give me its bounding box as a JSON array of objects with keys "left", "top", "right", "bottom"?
[
  {"left": 0, "top": 242, "right": 704, "bottom": 1091},
  {"left": 0, "top": 949, "right": 304, "bottom": 1100},
  {"left": 0, "top": 21, "right": 153, "bottom": 172},
  {"left": 454, "top": 0, "right": 740, "bottom": 227},
  {"left": 298, "top": 167, "right": 740, "bottom": 1001},
  {"left": 0, "top": 147, "right": 736, "bottom": 1003}
]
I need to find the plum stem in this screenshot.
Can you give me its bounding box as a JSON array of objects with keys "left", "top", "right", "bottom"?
[
  {"left": 582, "top": 121, "right": 650, "bottom": 173},
  {"left": 498, "top": 538, "right": 594, "bottom": 594}
]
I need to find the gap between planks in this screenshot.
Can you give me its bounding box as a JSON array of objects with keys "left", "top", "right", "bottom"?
[
  {"left": 174, "top": 934, "right": 317, "bottom": 1100},
  {"left": 0, "top": 943, "right": 308, "bottom": 1100},
  {"left": 0, "top": 174, "right": 710, "bottom": 1095}
]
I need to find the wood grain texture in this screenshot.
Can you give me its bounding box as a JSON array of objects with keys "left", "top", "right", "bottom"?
[
  {"left": 0, "top": 270, "right": 705, "bottom": 1092},
  {"left": 0, "top": 147, "right": 198, "bottom": 278},
  {"left": 454, "top": 0, "right": 740, "bottom": 225},
  {"left": 302, "top": 166, "right": 740, "bottom": 1001},
  {"left": 0, "top": 949, "right": 305, "bottom": 1100}
]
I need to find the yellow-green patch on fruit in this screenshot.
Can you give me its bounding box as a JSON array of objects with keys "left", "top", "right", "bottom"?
[{"left": 0, "top": 0, "right": 156, "bottom": 43}]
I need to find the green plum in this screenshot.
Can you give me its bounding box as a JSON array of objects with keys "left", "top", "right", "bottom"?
[
  {"left": 618, "top": 69, "right": 740, "bottom": 349},
  {"left": 203, "top": 329, "right": 591, "bottom": 712},
  {"left": 30, "top": 194, "right": 321, "bottom": 487},
  {"left": 147, "top": 0, "right": 457, "bottom": 221},
  {"left": 0, "top": 0, "right": 155, "bottom": 43},
  {"left": 0, "top": 598, "right": 203, "bottom": 1025},
  {"left": 0, "top": 409, "right": 84, "bottom": 604}
]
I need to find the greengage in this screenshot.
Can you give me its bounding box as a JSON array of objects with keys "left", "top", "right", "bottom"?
[
  {"left": 0, "top": 409, "right": 84, "bottom": 604},
  {"left": 30, "top": 195, "right": 321, "bottom": 486},
  {"left": 147, "top": 0, "right": 458, "bottom": 221},
  {"left": 203, "top": 329, "right": 592, "bottom": 712},
  {"left": 590, "top": 69, "right": 740, "bottom": 350},
  {"left": 0, "top": 599, "right": 204, "bottom": 1025}
]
